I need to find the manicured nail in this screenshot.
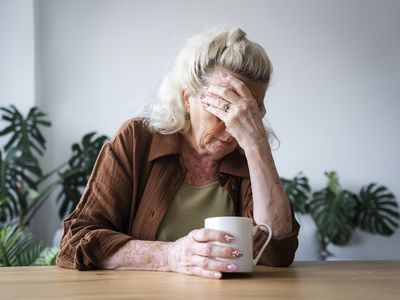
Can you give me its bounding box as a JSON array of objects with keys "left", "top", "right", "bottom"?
[
  {"left": 224, "top": 234, "right": 235, "bottom": 242},
  {"left": 199, "top": 94, "right": 205, "bottom": 99},
  {"left": 227, "top": 264, "right": 238, "bottom": 272},
  {"left": 232, "top": 250, "right": 243, "bottom": 258},
  {"left": 214, "top": 272, "right": 222, "bottom": 279}
]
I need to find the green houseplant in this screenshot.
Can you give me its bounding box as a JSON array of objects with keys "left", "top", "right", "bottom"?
[
  {"left": 282, "top": 171, "right": 399, "bottom": 260},
  {"left": 0, "top": 105, "right": 108, "bottom": 266}
]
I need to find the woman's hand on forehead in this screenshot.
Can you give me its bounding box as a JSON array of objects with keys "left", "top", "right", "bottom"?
[{"left": 198, "top": 72, "right": 268, "bottom": 150}]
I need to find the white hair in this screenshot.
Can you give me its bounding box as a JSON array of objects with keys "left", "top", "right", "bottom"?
[{"left": 142, "top": 27, "right": 278, "bottom": 145}]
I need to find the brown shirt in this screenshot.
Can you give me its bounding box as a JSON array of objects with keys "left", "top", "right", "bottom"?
[{"left": 56, "top": 118, "right": 300, "bottom": 270}]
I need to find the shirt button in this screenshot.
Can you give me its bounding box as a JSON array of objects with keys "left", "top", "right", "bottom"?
[{"left": 218, "top": 174, "right": 228, "bottom": 184}]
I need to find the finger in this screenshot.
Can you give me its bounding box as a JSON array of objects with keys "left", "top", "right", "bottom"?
[
  {"left": 220, "top": 72, "right": 254, "bottom": 100},
  {"left": 200, "top": 94, "right": 231, "bottom": 112},
  {"left": 190, "top": 228, "right": 235, "bottom": 243},
  {"left": 190, "top": 266, "right": 222, "bottom": 279},
  {"left": 202, "top": 102, "right": 228, "bottom": 121},
  {"left": 193, "top": 242, "right": 243, "bottom": 259},
  {"left": 191, "top": 255, "right": 238, "bottom": 273},
  {"left": 203, "top": 85, "right": 241, "bottom": 104}
]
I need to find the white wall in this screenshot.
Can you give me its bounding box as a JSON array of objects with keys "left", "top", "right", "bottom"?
[
  {"left": 5, "top": 0, "right": 400, "bottom": 260},
  {"left": 0, "top": 0, "right": 35, "bottom": 112}
]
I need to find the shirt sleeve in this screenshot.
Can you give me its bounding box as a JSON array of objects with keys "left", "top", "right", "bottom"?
[
  {"left": 241, "top": 182, "right": 300, "bottom": 267},
  {"left": 56, "top": 122, "right": 135, "bottom": 270}
]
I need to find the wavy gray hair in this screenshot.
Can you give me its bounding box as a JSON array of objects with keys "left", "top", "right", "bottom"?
[{"left": 143, "top": 27, "right": 277, "bottom": 143}]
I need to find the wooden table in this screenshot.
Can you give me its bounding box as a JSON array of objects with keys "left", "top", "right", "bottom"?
[{"left": 1, "top": 261, "right": 399, "bottom": 299}]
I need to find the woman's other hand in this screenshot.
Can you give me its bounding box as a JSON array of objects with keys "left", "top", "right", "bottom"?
[{"left": 166, "top": 228, "right": 243, "bottom": 279}]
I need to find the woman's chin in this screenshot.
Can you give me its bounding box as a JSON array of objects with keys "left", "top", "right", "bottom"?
[{"left": 205, "top": 141, "right": 237, "bottom": 159}]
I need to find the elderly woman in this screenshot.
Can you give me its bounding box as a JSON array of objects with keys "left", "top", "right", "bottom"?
[{"left": 57, "top": 27, "right": 300, "bottom": 279}]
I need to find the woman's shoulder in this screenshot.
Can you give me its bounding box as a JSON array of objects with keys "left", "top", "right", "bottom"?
[
  {"left": 113, "top": 117, "right": 155, "bottom": 138},
  {"left": 107, "top": 117, "right": 155, "bottom": 150}
]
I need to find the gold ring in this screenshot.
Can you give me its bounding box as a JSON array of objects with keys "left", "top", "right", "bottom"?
[{"left": 222, "top": 103, "right": 229, "bottom": 112}]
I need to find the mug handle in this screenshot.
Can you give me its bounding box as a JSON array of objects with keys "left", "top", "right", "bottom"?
[{"left": 252, "top": 223, "right": 272, "bottom": 266}]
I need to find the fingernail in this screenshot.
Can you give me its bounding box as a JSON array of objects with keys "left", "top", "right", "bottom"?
[
  {"left": 214, "top": 272, "right": 222, "bottom": 279},
  {"left": 224, "top": 234, "right": 235, "bottom": 242},
  {"left": 199, "top": 94, "right": 205, "bottom": 99},
  {"left": 227, "top": 264, "right": 238, "bottom": 272},
  {"left": 220, "top": 72, "right": 228, "bottom": 78},
  {"left": 232, "top": 250, "right": 243, "bottom": 258}
]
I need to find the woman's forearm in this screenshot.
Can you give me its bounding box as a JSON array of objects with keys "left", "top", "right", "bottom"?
[
  {"left": 245, "top": 142, "right": 293, "bottom": 237},
  {"left": 98, "top": 240, "right": 172, "bottom": 271}
]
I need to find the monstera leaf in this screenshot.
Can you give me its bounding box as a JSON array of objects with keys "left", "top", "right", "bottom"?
[
  {"left": 0, "top": 105, "right": 51, "bottom": 157},
  {"left": 0, "top": 105, "right": 50, "bottom": 224},
  {"left": 57, "top": 132, "right": 108, "bottom": 219},
  {"left": 0, "top": 149, "right": 39, "bottom": 223},
  {"left": 355, "top": 183, "right": 399, "bottom": 235},
  {"left": 281, "top": 173, "right": 311, "bottom": 214},
  {"left": 309, "top": 171, "right": 358, "bottom": 246}
]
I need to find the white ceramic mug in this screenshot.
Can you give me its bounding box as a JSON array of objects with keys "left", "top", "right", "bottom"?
[{"left": 204, "top": 216, "right": 272, "bottom": 272}]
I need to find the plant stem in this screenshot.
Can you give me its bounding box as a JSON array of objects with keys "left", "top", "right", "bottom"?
[
  {"left": 38, "top": 162, "right": 69, "bottom": 184},
  {"left": 24, "top": 181, "right": 60, "bottom": 225}
]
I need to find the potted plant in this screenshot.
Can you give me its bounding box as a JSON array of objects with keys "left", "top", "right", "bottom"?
[
  {"left": 282, "top": 171, "right": 399, "bottom": 260},
  {"left": 0, "top": 105, "right": 107, "bottom": 266}
]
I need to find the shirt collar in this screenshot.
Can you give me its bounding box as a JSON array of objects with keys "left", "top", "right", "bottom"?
[
  {"left": 148, "top": 131, "right": 182, "bottom": 161},
  {"left": 148, "top": 132, "right": 249, "bottom": 178}
]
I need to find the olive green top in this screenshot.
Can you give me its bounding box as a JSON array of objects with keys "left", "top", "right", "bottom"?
[{"left": 156, "top": 181, "right": 235, "bottom": 242}]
